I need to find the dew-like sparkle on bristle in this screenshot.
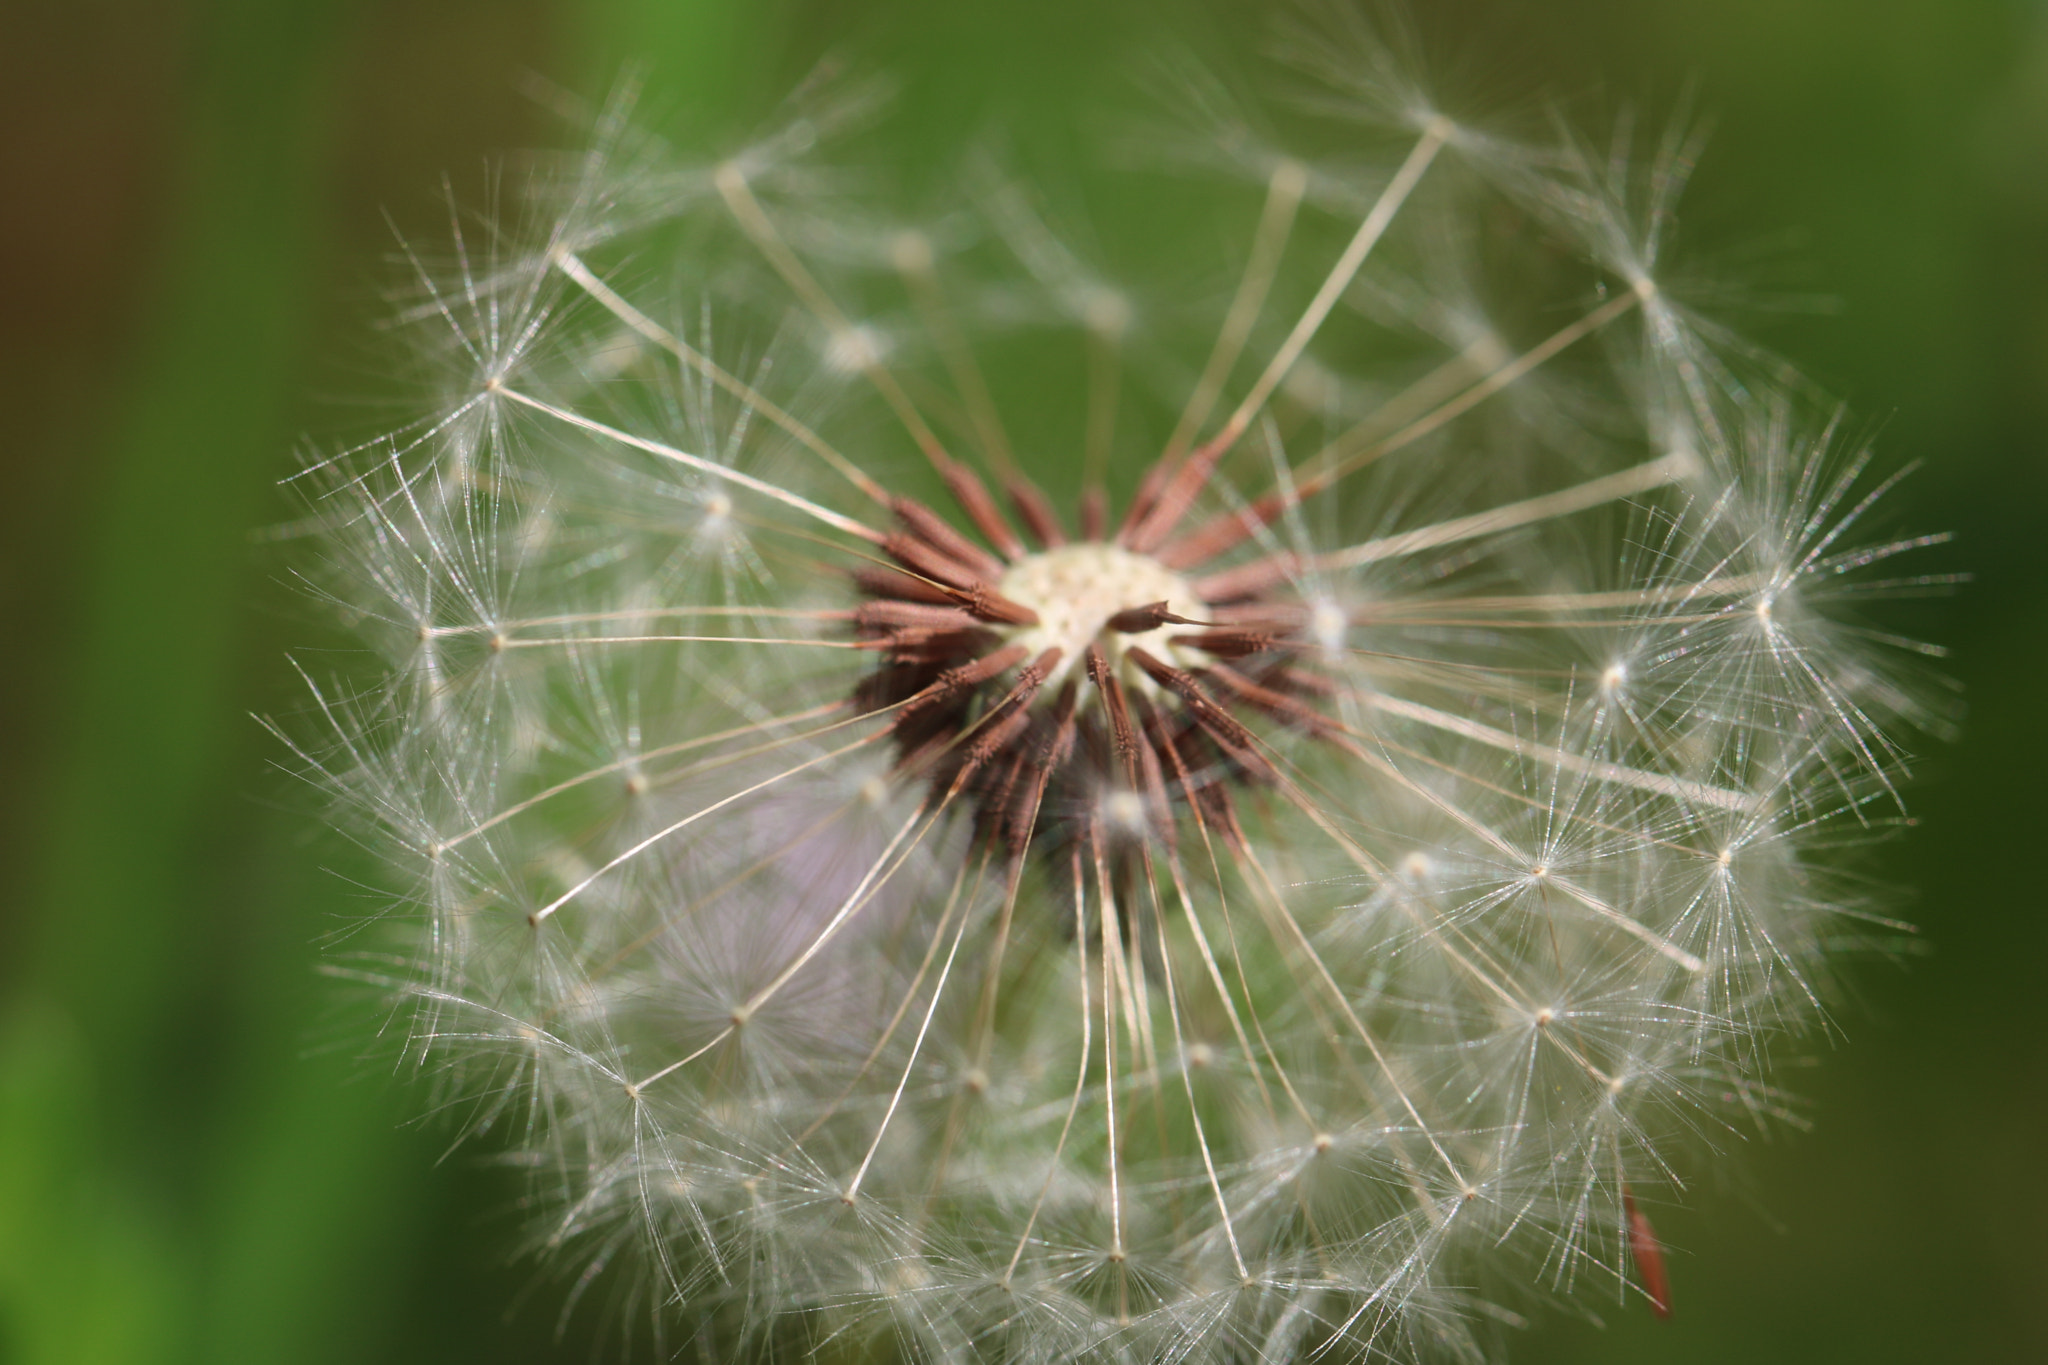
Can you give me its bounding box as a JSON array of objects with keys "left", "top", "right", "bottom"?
[{"left": 996, "top": 542, "right": 1201, "bottom": 700}]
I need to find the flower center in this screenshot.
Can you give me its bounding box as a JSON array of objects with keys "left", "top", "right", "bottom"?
[{"left": 995, "top": 542, "right": 1201, "bottom": 699}]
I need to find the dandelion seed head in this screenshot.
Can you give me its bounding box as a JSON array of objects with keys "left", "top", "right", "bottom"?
[{"left": 283, "top": 21, "right": 1956, "bottom": 1363}]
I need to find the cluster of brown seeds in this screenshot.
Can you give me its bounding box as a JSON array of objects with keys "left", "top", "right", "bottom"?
[{"left": 849, "top": 441, "right": 1337, "bottom": 881}]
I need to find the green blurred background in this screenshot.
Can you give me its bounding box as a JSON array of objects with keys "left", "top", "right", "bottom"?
[{"left": 1, "top": 0, "right": 2041, "bottom": 1361}]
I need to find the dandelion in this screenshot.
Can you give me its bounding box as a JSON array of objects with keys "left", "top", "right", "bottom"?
[{"left": 284, "top": 19, "right": 1953, "bottom": 1363}]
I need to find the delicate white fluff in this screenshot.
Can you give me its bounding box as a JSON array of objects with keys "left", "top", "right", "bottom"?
[{"left": 282, "top": 25, "right": 1951, "bottom": 1365}]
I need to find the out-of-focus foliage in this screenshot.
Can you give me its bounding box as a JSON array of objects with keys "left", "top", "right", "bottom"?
[{"left": 0, "top": 2, "right": 2040, "bottom": 1362}]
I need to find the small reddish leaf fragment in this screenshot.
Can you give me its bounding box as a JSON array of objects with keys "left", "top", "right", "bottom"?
[{"left": 1623, "top": 1186, "right": 1673, "bottom": 1320}]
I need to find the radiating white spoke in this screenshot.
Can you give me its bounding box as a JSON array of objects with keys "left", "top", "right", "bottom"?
[
  {"left": 1004, "top": 847, "right": 1095, "bottom": 1287},
  {"left": 732, "top": 803, "right": 930, "bottom": 1019},
  {"left": 714, "top": 162, "right": 955, "bottom": 469},
  {"left": 1357, "top": 689, "right": 1753, "bottom": 812},
  {"left": 1319, "top": 451, "right": 1697, "bottom": 572},
  {"left": 440, "top": 701, "right": 849, "bottom": 851},
  {"left": 1163, "top": 158, "right": 1309, "bottom": 462},
  {"left": 498, "top": 634, "right": 862, "bottom": 650},
  {"left": 842, "top": 880, "right": 974, "bottom": 1203},
  {"left": 531, "top": 732, "right": 884, "bottom": 923},
  {"left": 1301, "top": 283, "right": 1656, "bottom": 492},
  {"left": 1212, "top": 119, "right": 1452, "bottom": 454},
  {"left": 629, "top": 798, "right": 946, "bottom": 1095},
  {"left": 551, "top": 249, "right": 890, "bottom": 505},
  {"left": 895, "top": 231, "right": 1018, "bottom": 476},
  {"left": 1233, "top": 834, "right": 1471, "bottom": 1190},
  {"left": 495, "top": 385, "right": 883, "bottom": 542},
  {"left": 788, "top": 853, "right": 984, "bottom": 1151},
  {"left": 1092, "top": 832, "right": 1131, "bottom": 1309},
  {"left": 1364, "top": 574, "right": 1769, "bottom": 618},
  {"left": 424, "top": 605, "right": 846, "bottom": 636},
  {"left": 1149, "top": 846, "right": 1249, "bottom": 1280}
]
